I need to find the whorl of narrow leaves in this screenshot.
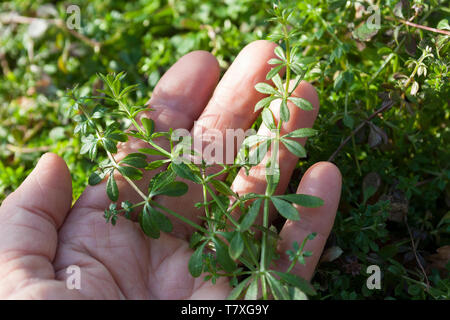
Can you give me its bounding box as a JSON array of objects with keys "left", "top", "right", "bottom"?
[
  {"left": 271, "top": 197, "right": 300, "bottom": 221},
  {"left": 68, "top": 2, "right": 323, "bottom": 301},
  {"left": 107, "top": 172, "right": 119, "bottom": 201}
]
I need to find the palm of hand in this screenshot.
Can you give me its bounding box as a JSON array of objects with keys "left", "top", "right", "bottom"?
[{"left": 57, "top": 206, "right": 228, "bottom": 299}]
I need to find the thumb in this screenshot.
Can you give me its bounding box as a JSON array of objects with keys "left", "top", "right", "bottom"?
[{"left": 0, "top": 153, "right": 72, "bottom": 294}]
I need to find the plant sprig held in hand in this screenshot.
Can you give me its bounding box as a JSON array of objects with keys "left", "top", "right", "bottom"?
[{"left": 67, "top": 2, "right": 323, "bottom": 300}]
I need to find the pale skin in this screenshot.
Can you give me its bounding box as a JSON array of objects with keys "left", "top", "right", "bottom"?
[{"left": 0, "top": 40, "right": 342, "bottom": 299}]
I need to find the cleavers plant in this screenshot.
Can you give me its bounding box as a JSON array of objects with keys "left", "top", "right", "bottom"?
[{"left": 67, "top": 3, "right": 323, "bottom": 300}]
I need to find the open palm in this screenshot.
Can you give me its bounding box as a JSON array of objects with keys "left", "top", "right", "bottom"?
[{"left": 0, "top": 41, "right": 341, "bottom": 299}]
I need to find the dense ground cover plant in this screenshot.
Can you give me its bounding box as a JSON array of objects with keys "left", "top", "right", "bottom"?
[{"left": 0, "top": 0, "right": 449, "bottom": 299}]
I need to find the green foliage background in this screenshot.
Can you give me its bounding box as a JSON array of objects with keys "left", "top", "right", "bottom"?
[{"left": 0, "top": 0, "right": 449, "bottom": 299}]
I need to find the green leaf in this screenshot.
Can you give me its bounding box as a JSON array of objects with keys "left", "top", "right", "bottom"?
[
  {"left": 148, "top": 205, "right": 173, "bottom": 233},
  {"left": 104, "top": 203, "right": 118, "bottom": 225},
  {"left": 290, "top": 62, "right": 305, "bottom": 76},
  {"left": 229, "top": 232, "right": 244, "bottom": 260},
  {"left": 254, "top": 82, "right": 278, "bottom": 95},
  {"left": 272, "top": 271, "right": 316, "bottom": 296},
  {"left": 106, "top": 172, "right": 119, "bottom": 201},
  {"left": 141, "top": 117, "right": 154, "bottom": 135},
  {"left": 261, "top": 108, "right": 276, "bottom": 129},
  {"left": 189, "top": 232, "right": 203, "bottom": 249},
  {"left": 240, "top": 198, "right": 262, "bottom": 231},
  {"left": 120, "top": 153, "right": 147, "bottom": 168},
  {"left": 437, "top": 18, "right": 450, "bottom": 30},
  {"left": 266, "top": 273, "right": 289, "bottom": 300},
  {"left": 189, "top": 242, "right": 206, "bottom": 277},
  {"left": 121, "top": 200, "right": 133, "bottom": 219},
  {"left": 296, "top": 56, "right": 317, "bottom": 66},
  {"left": 363, "top": 185, "right": 377, "bottom": 204},
  {"left": 271, "top": 197, "right": 300, "bottom": 221},
  {"left": 245, "top": 277, "right": 259, "bottom": 300},
  {"left": 280, "top": 99, "right": 290, "bottom": 122},
  {"left": 255, "top": 96, "right": 277, "bottom": 111},
  {"left": 266, "top": 65, "right": 283, "bottom": 81},
  {"left": 103, "top": 138, "right": 117, "bottom": 154},
  {"left": 138, "top": 147, "right": 166, "bottom": 157},
  {"left": 281, "top": 138, "right": 306, "bottom": 158},
  {"left": 118, "top": 165, "right": 143, "bottom": 180},
  {"left": 267, "top": 33, "right": 284, "bottom": 42},
  {"left": 151, "top": 132, "right": 170, "bottom": 139},
  {"left": 288, "top": 286, "right": 308, "bottom": 300},
  {"left": 343, "top": 114, "right": 354, "bottom": 129},
  {"left": 210, "top": 179, "right": 234, "bottom": 196},
  {"left": 152, "top": 181, "right": 188, "bottom": 197},
  {"left": 91, "top": 106, "right": 107, "bottom": 119},
  {"left": 97, "top": 72, "right": 108, "bottom": 85},
  {"left": 241, "top": 135, "right": 270, "bottom": 148},
  {"left": 88, "top": 171, "right": 104, "bottom": 185},
  {"left": 107, "top": 131, "right": 127, "bottom": 142},
  {"left": 290, "top": 46, "right": 299, "bottom": 60},
  {"left": 112, "top": 74, "right": 122, "bottom": 96},
  {"left": 213, "top": 237, "right": 236, "bottom": 273},
  {"left": 248, "top": 139, "right": 271, "bottom": 165},
  {"left": 140, "top": 205, "right": 160, "bottom": 239},
  {"left": 306, "top": 232, "right": 317, "bottom": 241},
  {"left": 268, "top": 58, "right": 283, "bottom": 65},
  {"left": 265, "top": 160, "right": 280, "bottom": 196},
  {"left": 271, "top": 73, "right": 284, "bottom": 92},
  {"left": 289, "top": 75, "right": 303, "bottom": 95},
  {"left": 119, "top": 84, "right": 139, "bottom": 98},
  {"left": 227, "top": 277, "right": 251, "bottom": 300},
  {"left": 288, "top": 97, "right": 313, "bottom": 110},
  {"left": 333, "top": 72, "right": 344, "bottom": 90},
  {"left": 148, "top": 170, "right": 176, "bottom": 192},
  {"left": 284, "top": 128, "right": 317, "bottom": 138},
  {"left": 171, "top": 162, "right": 202, "bottom": 183},
  {"left": 274, "top": 46, "right": 286, "bottom": 60},
  {"left": 276, "top": 194, "right": 324, "bottom": 207},
  {"left": 343, "top": 71, "right": 354, "bottom": 85},
  {"left": 352, "top": 22, "right": 379, "bottom": 42},
  {"left": 146, "top": 159, "right": 168, "bottom": 170}
]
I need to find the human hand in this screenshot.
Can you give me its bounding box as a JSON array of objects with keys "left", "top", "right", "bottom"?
[{"left": 0, "top": 41, "right": 341, "bottom": 299}]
